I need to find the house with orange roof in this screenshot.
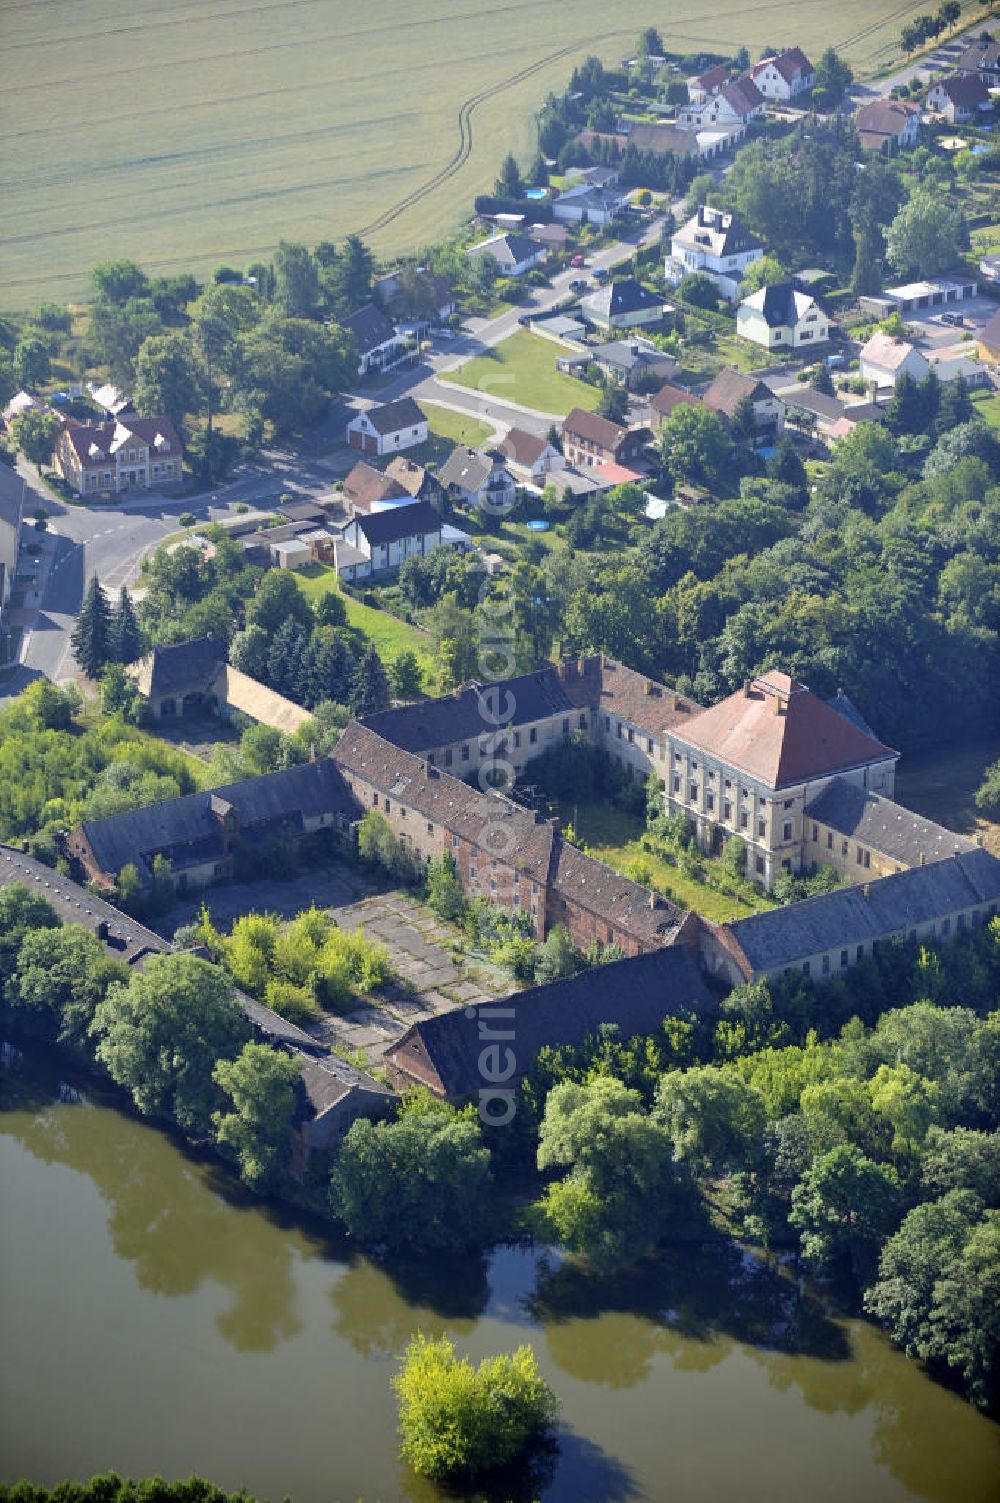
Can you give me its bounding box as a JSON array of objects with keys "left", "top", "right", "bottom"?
[{"left": 662, "top": 671, "right": 899, "bottom": 888}]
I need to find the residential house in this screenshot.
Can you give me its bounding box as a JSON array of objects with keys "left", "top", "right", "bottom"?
[
  {"left": 340, "top": 499, "right": 443, "bottom": 579},
  {"left": 803, "top": 777, "right": 977, "bottom": 883},
  {"left": 859, "top": 333, "right": 930, "bottom": 390},
  {"left": 926, "top": 72, "right": 992, "bottom": 123},
  {"left": 529, "top": 221, "right": 570, "bottom": 251},
  {"left": 627, "top": 122, "right": 702, "bottom": 158},
  {"left": 466, "top": 233, "right": 547, "bottom": 277},
  {"left": 561, "top": 408, "right": 649, "bottom": 469},
  {"left": 54, "top": 416, "right": 182, "bottom": 497},
  {"left": 668, "top": 206, "right": 764, "bottom": 301},
  {"left": 956, "top": 35, "right": 1000, "bottom": 88},
  {"left": 2, "top": 390, "right": 42, "bottom": 430},
  {"left": 576, "top": 339, "right": 679, "bottom": 391},
  {"left": 384, "top": 947, "right": 711, "bottom": 1099},
  {"left": 578, "top": 278, "right": 667, "bottom": 332},
  {"left": 980, "top": 254, "right": 1000, "bottom": 286},
  {"left": 346, "top": 396, "right": 428, "bottom": 457},
  {"left": 573, "top": 164, "right": 621, "bottom": 188},
  {"left": 650, "top": 381, "right": 700, "bottom": 423},
  {"left": 438, "top": 447, "right": 517, "bottom": 510},
  {"left": 662, "top": 670, "right": 898, "bottom": 888},
  {"left": 385, "top": 455, "right": 443, "bottom": 506},
  {"left": 750, "top": 48, "right": 814, "bottom": 100},
  {"left": 686, "top": 64, "right": 730, "bottom": 104},
  {"left": 342, "top": 304, "right": 409, "bottom": 378},
  {"left": 66, "top": 758, "right": 356, "bottom": 893},
  {"left": 702, "top": 368, "right": 785, "bottom": 436},
  {"left": 498, "top": 428, "right": 565, "bottom": 484},
  {"left": 0, "top": 465, "right": 25, "bottom": 651},
  {"left": 342, "top": 460, "right": 412, "bottom": 513},
  {"left": 372, "top": 267, "right": 455, "bottom": 326},
  {"left": 736, "top": 283, "right": 830, "bottom": 350},
  {"left": 980, "top": 309, "right": 1000, "bottom": 362},
  {"left": 678, "top": 76, "right": 765, "bottom": 129},
  {"left": 699, "top": 847, "right": 1000, "bottom": 986},
  {"left": 552, "top": 184, "right": 630, "bottom": 228},
  {"left": 854, "top": 99, "right": 921, "bottom": 153}
]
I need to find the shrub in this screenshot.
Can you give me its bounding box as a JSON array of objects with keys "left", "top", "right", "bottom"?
[{"left": 394, "top": 1334, "right": 558, "bottom": 1481}]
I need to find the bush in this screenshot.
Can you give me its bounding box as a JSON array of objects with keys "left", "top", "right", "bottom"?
[{"left": 394, "top": 1334, "right": 558, "bottom": 1481}]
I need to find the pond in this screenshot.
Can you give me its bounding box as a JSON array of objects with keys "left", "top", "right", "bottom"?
[{"left": 1, "top": 1043, "right": 997, "bottom": 1503}]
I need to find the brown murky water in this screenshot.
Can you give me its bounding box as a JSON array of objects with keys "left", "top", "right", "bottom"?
[{"left": 1, "top": 1044, "right": 997, "bottom": 1503}]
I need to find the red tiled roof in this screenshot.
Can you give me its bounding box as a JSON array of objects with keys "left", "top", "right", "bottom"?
[
  {"left": 651, "top": 382, "right": 699, "bottom": 420},
  {"left": 753, "top": 48, "right": 812, "bottom": 85},
  {"left": 562, "top": 407, "right": 628, "bottom": 449},
  {"left": 673, "top": 671, "right": 897, "bottom": 788}
]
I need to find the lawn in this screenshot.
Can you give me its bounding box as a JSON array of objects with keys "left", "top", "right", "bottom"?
[
  {"left": 3, "top": 1, "right": 920, "bottom": 308},
  {"left": 553, "top": 797, "right": 776, "bottom": 924},
  {"left": 295, "top": 564, "right": 434, "bottom": 668},
  {"left": 441, "top": 329, "right": 601, "bottom": 417},
  {"left": 422, "top": 403, "right": 495, "bottom": 448},
  {"left": 894, "top": 737, "right": 1000, "bottom": 858},
  {"left": 972, "top": 390, "right": 1000, "bottom": 432}
]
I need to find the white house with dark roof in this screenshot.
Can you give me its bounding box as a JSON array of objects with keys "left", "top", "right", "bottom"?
[
  {"left": 702, "top": 368, "right": 785, "bottom": 435},
  {"left": 668, "top": 206, "right": 764, "bottom": 301},
  {"left": 578, "top": 277, "right": 667, "bottom": 332},
  {"left": 438, "top": 446, "right": 517, "bottom": 509},
  {"left": 346, "top": 397, "right": 428, "bottom": 457},
  {"left": 54, "top": 416, "right": 182, "bottom": 496},
  {"left": 926, "top": 72, "right": 992, "bottom": 124},
  {"left": 552, "top": 183, "right": 630, "bottom": 227},
  {"left": 342, "top": 303, "right": 410, "bottom": 378},
  {"left": 340, "top": 498, "right": 443, "bottom": 579},
  {"left": 750, "top": 48, "right": 814, "bottom": 100},
  {"left": 737, "top": 283, "right": 830, "bottom": 350},
  {"left": 956, "top": 35, "right": 1000, "bottom": 88},
  {"left": 466, "top": 233, "right": 547, "bottom": 277}
]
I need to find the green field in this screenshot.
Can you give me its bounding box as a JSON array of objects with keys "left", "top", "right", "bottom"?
[
  {"left": 441, "top": 329, "right": 601, "bottom": 417},
  {"left": 1, "top": 0, "right": 929, "bottom": 309},
  {"left": 295, "top": 564, "right": 434, "bottom": 667}
]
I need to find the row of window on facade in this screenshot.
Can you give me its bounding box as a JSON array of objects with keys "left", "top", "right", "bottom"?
[
  {"left": 426, "top": 714, "right": 588, "bottom": 768},
  {"left": 785, "top": 906, "right": 997, "bottom": 980}
]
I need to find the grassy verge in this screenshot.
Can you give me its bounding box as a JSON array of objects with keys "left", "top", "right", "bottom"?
[
  {"left": 295, "top": 564, "right": 434, "bottom": 668},
  {"left": 422, "top": 404, "right": 496, "bottom": 448},
  {"left": 441, "top": 329, "right": 601, "bottom": 416}
]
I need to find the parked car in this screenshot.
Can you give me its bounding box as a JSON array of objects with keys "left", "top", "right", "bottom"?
[
  {"left": 941, "top": 311, "right": 964, "bottom": 328},
  {"left": 436, "top": 326, "right": 456, "bottom": 340},
  {"left": 569, "top": 278, "right": 588, "bottom": 293},
  {"left": 517, "top": 314, "right": 532, "bottom": 326},
  {"left": 571, "top": 254, "right": 586, "bottom": 268},
  {"left": 591, "top": 266, "right": 609, "bottom": 283}
]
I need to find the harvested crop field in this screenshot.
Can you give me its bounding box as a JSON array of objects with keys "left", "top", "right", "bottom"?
[{"left": 2, "top": 0, "right": 920, "bottom": 308}]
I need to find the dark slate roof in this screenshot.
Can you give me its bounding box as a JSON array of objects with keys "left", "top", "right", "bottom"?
[
  {"left": 136, "top": 638, "right": 223, "bottom": 700},
  {"left": 343, "top": 303, "right": 398, "bottom": 355},
  {"left": 804, "top": 779, "right": 977, "bottom": 868},
  {"left": 277, "top": 501, "right": 327, "bottom": 525},
  {"left": 438, "top": 446, "right": 494, "bottom": 494},
  {"left": 582, "top": 278, "right": 663, "bottom": 322},
  {"left": 297, "top": 1053, "right": 394, "bottom": 1117},
  {"left": 76, "top": 759, "right": 358, "bottom": 882},
  {"left": 360, "top": 661, "right": 600, "bottom": 750},
  {"left": 387, "top": 946, "right": 712, "bottom": 1097},
  {"left": 728, "top": 849, "right": 1000, "bottom": 973},
  {"left": 754, "top": 283, "right": 802, "bottom": 329},
  {"left": 825, "top": 692, "right": 878, "bottom": 740},
  {"left": 353, "top": 499, "right": 441, "bottom": 546},
  {"left": 0, "top": 845, "right": 168, "bottom": 964},
  {"left": 362, "top": 397, "right": 426, "bottom": 436},
  {"left": 240, "top": 992, "right": 326, "bottom": 1052}
]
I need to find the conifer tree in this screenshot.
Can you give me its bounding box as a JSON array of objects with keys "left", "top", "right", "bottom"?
[
  {"left": 349, "top": 643, "right": 391, "bottom": 717},
  {"left": 111, "top": 585, "right": 142, "bottom": 664},
  {"left": 70, "top": 575, "right": 112, "bottom": 679}
]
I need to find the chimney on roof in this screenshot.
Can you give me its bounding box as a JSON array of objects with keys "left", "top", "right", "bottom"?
[
  {"left": 862, "top": 883, "right": 871, "bottom": 900},
  {"left": 649, "top": 890, "right": 657, "bottom": 909},
  {"left": 774, "top": 693, "right": 784, "bottom": 716},
  {"left": 743, "top": 679, "right": 752, "bottom": 697},
  {"left": 920, "top": 852, "right": 926, "bottom": 866},
  {"left": 644, "top": 679, "right": 653, "bottom": 695}
]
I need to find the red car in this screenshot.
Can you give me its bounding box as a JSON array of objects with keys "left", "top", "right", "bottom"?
[{"left": 571, "top": 254, "right": 586, "bottom": 268}]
